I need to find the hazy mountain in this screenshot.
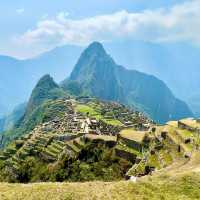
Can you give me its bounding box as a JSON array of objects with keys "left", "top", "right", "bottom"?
[
  {"left": 0, "top": 40, "right": 200, "bottom": 117},
  {"left": 63, "top": 42, "right": 193, "bottom": 123},
  {"left": 25, "top": 75, "right": 59, "bottom": 114},
  {"left": 0, "top": 103, "right": 7, "bottom": 118},
  {"left": 0, "top": 103, "right": 26, "bottom": 133},
  {"left": 0, "top": 46, "right": 82, "bottom": 116},
  {"left": 104, "top": 41, "right": 200, "bottom": 106},
  {"left": 0, "top": 118, "right": 5, "bottom": 133}
]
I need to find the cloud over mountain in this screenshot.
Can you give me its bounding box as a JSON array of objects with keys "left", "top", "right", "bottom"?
[{"left": 16, "top": 0, "right": 200, "bottom": 51}]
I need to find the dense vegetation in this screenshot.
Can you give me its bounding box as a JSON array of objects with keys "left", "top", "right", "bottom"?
[
  {"left": 0, "top": 75, "right": 69, "bottom": 148},
  {"left": 0, "top": 142, "right": 132, "bottom": 183},
  {"left": 0, "top": 47, "right": 198, "bottom": 200}
]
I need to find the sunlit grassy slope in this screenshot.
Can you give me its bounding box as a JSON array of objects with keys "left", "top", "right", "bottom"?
[
  {"left": 0, "top": 172, "right": 200, "bottom": 200},
  {"left": 75, "top": 104, "right": 123, "bottom": 126},
  {"left": 1, "top": 151, "right": 200, "bottom": 200}
]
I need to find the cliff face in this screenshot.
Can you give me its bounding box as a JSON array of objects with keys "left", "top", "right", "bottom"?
[{"left": 65, "top": 42, "right": 193, "bottom": 123}]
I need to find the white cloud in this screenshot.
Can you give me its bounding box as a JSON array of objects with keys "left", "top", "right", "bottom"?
[
  {"left": 16, "top": 8, "right": 25, "bottom": 14},
  {"left": 15, "top": 0, "right": 200, "bottom": 50}
]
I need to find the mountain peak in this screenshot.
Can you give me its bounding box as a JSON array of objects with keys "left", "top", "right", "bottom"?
[
  {"left": 26, "top": 74, "right": 59, "bottom": 114},
  {"left": 37, "top": 74, "right": 56, "bottom": 84},
  {"left": 84, "top": 41, "right": 106, "bottom": 56},
  {"left": 67, "top": 44, "right": 193, "bottom": 123},
  {"left": 87, "top": 41, "right": 104, "bottom": 49},
  {"left": 69, "top": 41, "right": 114, "bottom": 81}
]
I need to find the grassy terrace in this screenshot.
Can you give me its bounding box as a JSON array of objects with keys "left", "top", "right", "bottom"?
[
  {"left": 119, "top": 129, "right": 146, "bottom": 143},
  {"left": 176, "top": 129, "right": 194, "bottom": 139},
  {"left": 115, "top": 143, "right": 142, "bottom": 157},
  {"left": 127, "top": 160, "right": 146, "bottom": 176},
  {"left": 147, "top": 154, "right": 161, "bottom": 169},
  {"left": 163, "top": 125, "right": 192, "bottom": 152},
  {"left": 85, "top": 134, "right": 117, "bottom": 142},
  {"left": 167, "top": 121, "right": 178, "bottom": 128},
  {"left": 65, "top": 142, "right": 80, "bottom": 153},
  {"left": 73, "top": 138, "right": 85, "bottom": 149},
  {"left": 0, "top": 172, "right": 200, "bottom": 200},
  {"left": 75, "top": 104, "right": 123, "bottom": 126},
  {"left": 179, "top": 119, "right": 200, "bottom": 129},
  {"left": 159, "top": 149, "right": 173, "bottom": 166}
]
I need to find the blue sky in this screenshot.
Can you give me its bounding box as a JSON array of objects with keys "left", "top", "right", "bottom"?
[{"left": 0, "top": 0, "right": 197, "bottom": 58}]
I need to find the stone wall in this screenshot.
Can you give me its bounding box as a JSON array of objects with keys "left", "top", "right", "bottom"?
[
  {"left": 54, "top": 133, "right": 84, "bottom": 142},
  {"left": 115, "top": 148, "right": 137, "bottom": 163},
  {"left": 178, "top": 121, "right": 196, "bottom": 132},
  {"left": 84, "top": 136, "right": 117, "bottom": 148},
  {"left": 118, "top": 135, "right": 143, "bottom": 152}
]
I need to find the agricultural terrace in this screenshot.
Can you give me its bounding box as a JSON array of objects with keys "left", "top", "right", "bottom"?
[{"left": 75, "top": 104, "right": 123, "bottom": 126}]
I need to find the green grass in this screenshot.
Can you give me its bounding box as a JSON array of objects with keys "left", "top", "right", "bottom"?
[
  {"left": 43, "top": 149, "right": 57, "bottom": 158},
  {"left": 127, "top": 160, "right": 146, "bottom": 176},
  {"left": 147, "top": 154, "right": 161, "bottom": 169},
  {"left": 0, "top": 172, "right": 200, "bottom": 200},
  {"left": 159, "top": 149, "right": 173, "bottom": 166},
  {"left": 47, "top": 146, "right": 61, "bottom": 155},
  {"left": 85, "top": 134, "right": 117, "bottom": 142},
  {"left": 115, "top": 143, "right": 142, "bottom": 157},
  {"left": 75, "top": 104, "right": 122, "bottom": 126},
  {"left": 51, "top": 143, "right": 64, "bottom": 151},
  {"left": 120, "top": 129, "right": 146, "bottom": 143},
  {"left": 176, "top": 129, "right": 194, "bottom": 141},
  {"left": 102, "top": 119, "right": 122, "bottom": 126},
  {"left": 73, "top": 139, "right": 85, "bottom": 149},
  {"left": 76, "top": 104, "right": 99, "bottom": 116},
  {"left": 179, "top": 119, "right": 200, "bottom": 129},
  {"left": 66, "top": 142, "right": 80, "bottom": 153}
]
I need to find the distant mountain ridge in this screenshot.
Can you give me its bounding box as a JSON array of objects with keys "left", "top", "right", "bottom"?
[
  {"left": 0, "top": 103, "right": 26, "bottom": 133},
  {"left": 63, "top": 42, "right": 193, "bottom": 123},
  {"left": 0, "top": 41, "right": 200, "bottom": 117},
  {"left": 0, "top": 46, "right": 82, "bottom": 117}
]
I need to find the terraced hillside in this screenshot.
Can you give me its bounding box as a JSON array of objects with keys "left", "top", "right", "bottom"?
[
  {"left": 0, "top": 97, "right": 152, "bottom": 182},
  {"left": 1, "top": 147, "right": 200, "bottom": 200},
  {"left": 1, "top": 107, "right": 200, "bottom": 199},
  {"left": 0, "top": 84, "right": 199, "bottom": 184},
  {"left": 0, "top": 94, "right": 199, "bottom": 184}
]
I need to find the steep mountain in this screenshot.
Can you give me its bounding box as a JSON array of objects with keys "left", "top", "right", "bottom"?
[
  {"left": 0, "top": 69, "right": 199, "bottom": 195},
  {"left": 104, "top": 41, "right": 200, "bottom": 115},
  {"left": 63, "top": 42, "right": 193, "bottom": 123},
  {"left": 25, "top": 74, "right": 60, "bottom": 114},
  {"left": 107, "top": 41, "right": 200, "bottom": 95},
  {"left": 19, "top": 74, "right": 68, "bottom": 129},
  {"left": 1, "top": 41, "right": 200, "bottom": 117},
  {"left": 0, "top": 95, "right": 199, "bottom": 186},
  {"left": 1, "top": 75, "right": 68, "bottom": 147}
]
